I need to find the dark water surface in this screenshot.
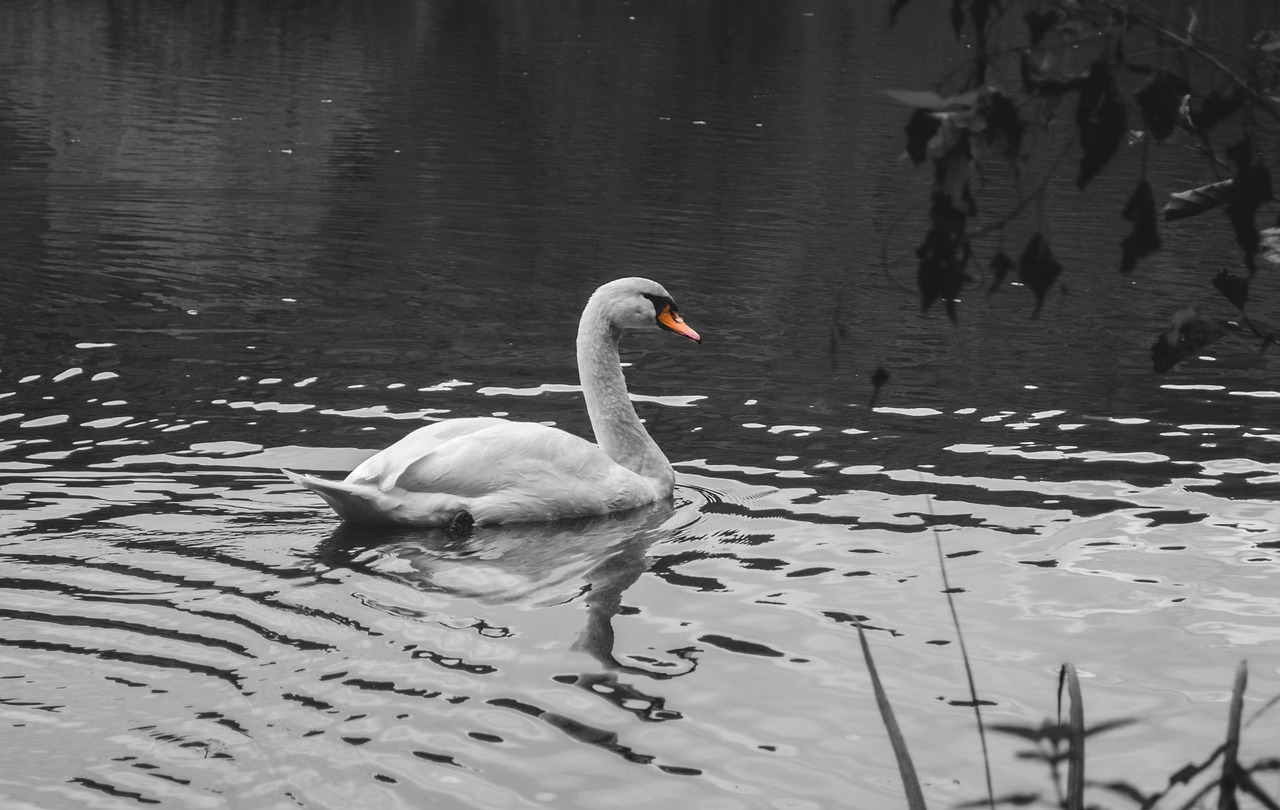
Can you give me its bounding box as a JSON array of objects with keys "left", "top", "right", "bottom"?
[{"left": 2, "top": 2, "right": 1279, "bottom": 808}]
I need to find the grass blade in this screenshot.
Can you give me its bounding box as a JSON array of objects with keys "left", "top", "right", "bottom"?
[
  {"left": 1218, "top": 660, "right": 1247, "bottom": 810},
  {"left": 856, "top": 620, "right": 928, "bottom": 810},
  {"left": 1062, "top": 663, "right": 1086, "bottom": 810}
]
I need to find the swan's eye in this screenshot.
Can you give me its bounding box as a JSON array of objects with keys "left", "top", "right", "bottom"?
[{"left": 641, "top": 293, "right": 676, "bottom": 320}]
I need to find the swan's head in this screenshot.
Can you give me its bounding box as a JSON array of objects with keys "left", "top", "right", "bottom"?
[{"left": 589, "top": 277, "right": 701, "bottom": 343}]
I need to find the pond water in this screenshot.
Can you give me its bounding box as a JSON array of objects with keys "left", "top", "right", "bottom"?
[{"left": 2, "top": 1, "right": 1278, "bottom": 808}]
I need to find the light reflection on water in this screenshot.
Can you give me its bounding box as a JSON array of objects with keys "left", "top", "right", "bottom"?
[{"left": 3, "top": 0, "right": 1280, "bottom": 807}]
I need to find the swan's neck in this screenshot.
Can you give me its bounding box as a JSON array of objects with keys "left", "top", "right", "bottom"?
[{"left": 577, "top": 306, "right": 673, "bottom": 490}]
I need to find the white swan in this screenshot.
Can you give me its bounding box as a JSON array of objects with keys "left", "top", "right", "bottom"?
[{"left": 284, "top": 277, "right": 701, "bottom": 527}]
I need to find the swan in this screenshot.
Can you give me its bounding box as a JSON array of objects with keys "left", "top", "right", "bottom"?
[{"left": 284, "top": 277, "right": 701, "bottom": 528}]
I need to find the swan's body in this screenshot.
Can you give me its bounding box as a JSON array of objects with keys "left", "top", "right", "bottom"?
[{"left": 285, "top": 277, "right": 700, "bottom": 527}]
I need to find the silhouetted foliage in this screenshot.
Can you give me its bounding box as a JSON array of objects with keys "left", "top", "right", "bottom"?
[
  {"left": 1075, "top": 61, "right": 1127, "bottom": 189},
  {"left": 1133, "top": 69, "right": 1189, "bottom": 141},
  {"left": 1120, "top": 180, "right": 1159, "bottom": 273},
  {"left": 1213, "top": 269, "right": 1250, "bottom": 312},
  {"left": 987, "top": 250, "right": 1015, "bottom": 293},
  {"left": 1018, "top": 232, "right": 1062, "bottom": 317},
  {"left": 886, "top": 0, "right": 1280, "bottom": 372}
]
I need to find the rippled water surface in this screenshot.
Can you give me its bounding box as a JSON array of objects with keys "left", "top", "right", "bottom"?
[{"left": 2, "top": 1, "right": 1279, "bottom": 808}]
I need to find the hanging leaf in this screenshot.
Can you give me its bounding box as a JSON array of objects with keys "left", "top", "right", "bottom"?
[
  {"left": 969, "top": 0, "right": 996, "bottom": 34},
  {"left": 1120, "top": 180, "right": 1160, "bottom": 272},
  {"left": 1134, "top": 70, "right": 1190, "bottom": 141},
  {"left": 888, "top": 0, "right": 916, "bottom": 25},
  {"left": 869, "top": 365, "right": 890, "bottom": 408},
  {"left": 1225, "top": 138, "right": 1274, "bottom": 274},
  {"left": 903, "top": 109, "right": 941, "bottom": 166},
  {"left": 1018, "top": 232, "right": 1063, "bottom": 316},
  {"left": 1212, "top": 269, "right": 1250, "bottom": 312},
  {"left": 1150, "top": 307, "right": 1228, "bottom": 372},
  {"left": 1025, "top": 9, "right": 1060, "bottom": 46},
  {"left": 936, "top": 138, "right": 975, "bottom": 212},
  {"left": 916, "top": 194, "right": 971, "bottom": 321},
  {"left": 950, "top": 0, "right": 965, "bottom": 37},
  {"left": 1190, "top": 89, "right": 1245, "bottom": 138},
  {"left": 978, "top": 88, "right": 1024, "bottom": 168},
  {"left": 1162, "top": 179, "right": 1234, "bottom": 221},
  {"left": 988, "top": 250, "right": 1016, "bottom": 293},
  {"left": 1075, "top": 62, "right": 1127, "bottom": 189}
]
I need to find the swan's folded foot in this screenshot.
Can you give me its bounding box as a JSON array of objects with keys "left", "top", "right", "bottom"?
[{"left": 445, "top": 509, "right": 475, "bottom": 540}]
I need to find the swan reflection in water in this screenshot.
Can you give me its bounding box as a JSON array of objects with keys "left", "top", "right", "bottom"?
[{"left": 310, "top": 500, "right": 697, "bottom": 724}]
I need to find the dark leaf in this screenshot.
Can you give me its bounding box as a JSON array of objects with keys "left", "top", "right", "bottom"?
[
  {"left": 1018, "top": 231, "right": 1063, "bottom": 316},
  {"left": 1015, "top": 750, "right": 1059, "bottom": 764},
  {"left": 955, "top": 793, "right": 1041, "bottom": 809},
  {"left": 1223, "top": 140, "right": 1274, "bottom": 273},
  {"left": 1120, "top": 179, "right": 1160, "bottom": 272},
  {"left": 970, "top": 0, "right": 995, "bottom": 33},
  {"left": 950, "top": 0, "right": 965, "bottom": 37},
  {"left": 870, "top": 365, "right": 889, "bottom": 407},
  {"left": 1162, "top": 179, "right": 1234, "bottom": 221},
  {"left": 916, "top": 194, "right": 970, "bottom": 320},
  {"left": 1213, "top": 270, "right": 1250, "bottom": 312},
  {"left": 1025, "top": 9, "right": 1060, "bottom": 46},
  {"left": 1083, "top": 718, "right": 1138, "bottom": 738},
  {"left": 1227, "top": 137, "right": 1255, "bottom": 172},
  {"left": 1169, "top": 760, "right": 1212, "bottom": 786},
  {"left": 988, "top": 722, "right": 1056, "bottom": 742},
  {"left": 1076, "top": 62, "right": 1127, "bottom": 188},
  {"left": 1226, "top": 138, "right": 1274, "bottom": 274},
  {"left": 904, "top": 108, "right": 941, "bottom": 166},
  {"left": 936, "top": 139, "right": 976, "bottom": 213},
  {"left": 1134, "top": 70, "right": 1190, "bottom": 141},
  {"left": 1151, "top": 310, "right": 1228, "bottom": 372},
  {"left": 981, "top": 88, "right": 1024, "bottom": 166},
  {"left": 889, "top": 0, "right": 916, "bottom": 25},
  {"left": 1190, "top": 89, "right": 1246, "bottom": 138},
  {"left": 988, "top": 250, "right": 1016, "bottom": 293}
]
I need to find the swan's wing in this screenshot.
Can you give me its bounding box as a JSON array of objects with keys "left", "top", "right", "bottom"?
[
  {"left": 343, "top": 417, "right": 507, "bottom": 489},
  {"left": 397, "top": 422, "right": 623, "bottom": 497},
  {"left": 347, "top": 418, "right": 618, "bottom": 498}
]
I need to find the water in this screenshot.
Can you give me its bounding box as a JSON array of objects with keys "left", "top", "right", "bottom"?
[{"left": 2, "top": 1, "right": 1279, "bottom": 807}]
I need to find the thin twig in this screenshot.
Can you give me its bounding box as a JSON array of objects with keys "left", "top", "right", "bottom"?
[{"left": 1086, "top": 0, "right": 1280, "bottom": 125}]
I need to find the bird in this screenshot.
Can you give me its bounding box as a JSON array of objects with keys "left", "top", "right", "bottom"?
[{"left": 284, "top": 277, "right": 701, "bottom": 528}]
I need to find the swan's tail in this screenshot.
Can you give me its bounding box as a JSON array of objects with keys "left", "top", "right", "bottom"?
[{"left": 282, "top": 469, "right": 402, "bottom": 525}]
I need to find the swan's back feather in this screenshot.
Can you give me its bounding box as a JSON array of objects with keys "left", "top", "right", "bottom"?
[{"left": 289, "top": 417, "right": 666, "bottom": 527}]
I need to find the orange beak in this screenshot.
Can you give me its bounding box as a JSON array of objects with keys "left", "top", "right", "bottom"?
[{"left": 658, "top": 305, "right": 701, "bottom": 343}]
